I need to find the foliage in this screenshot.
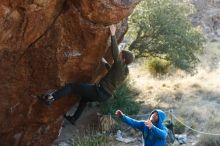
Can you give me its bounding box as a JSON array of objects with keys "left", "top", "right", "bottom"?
[
  {"left": 100, "top": 80, "right": 140, "bottom": 118},
  {"left": 126, "top": 0, "right": 205, "bottom": 71},
  {"left": 147, "top": 57, "right": 171, "bottom": 76},
  {"left": 74, "top": 130, "right": 112, "bottom": 146},
  {"left": 174, "top": 119, "right": 185, "bottom": 134},
  {"left": 73, "top": 80, "right": 141, "bottom": 146}
]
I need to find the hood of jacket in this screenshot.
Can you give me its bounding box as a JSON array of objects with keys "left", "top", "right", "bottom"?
[{"left": 150, "top": 109, "right": 166, "bottom": 128}]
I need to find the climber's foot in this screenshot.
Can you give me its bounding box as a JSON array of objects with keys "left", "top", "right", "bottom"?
[
  {"left": 37, "top": 94, "right": 55, "bottom": 106},
  {"left": 64, "top": 114, "right": 76, "bottom": 125}
]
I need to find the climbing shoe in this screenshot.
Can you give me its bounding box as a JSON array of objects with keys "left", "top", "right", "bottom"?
[
  {"left": 64, "top": 114, "right": 76, "bottom": 125},
  {"left": 38, "top": 94, "right": 55, "bottom": 106},
  {"left": 37, "top": 89, "right": 56, "bottom": 105}
]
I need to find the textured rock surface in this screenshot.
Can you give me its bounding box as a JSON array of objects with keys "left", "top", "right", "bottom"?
[
  {"left": 0, "top": 0, "right": 139, "bottom": 145},
  {"left": 191, "top": 0, "right": 220, "bottom": 41}
]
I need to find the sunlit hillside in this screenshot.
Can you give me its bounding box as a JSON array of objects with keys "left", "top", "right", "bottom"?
[{"left": 129, "top": 42, "right": 220, "bottom": 145}]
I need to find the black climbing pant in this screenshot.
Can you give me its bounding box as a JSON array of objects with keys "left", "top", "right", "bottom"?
[{"left": 52, "top": 83, "right": 111, "bottom": 122}]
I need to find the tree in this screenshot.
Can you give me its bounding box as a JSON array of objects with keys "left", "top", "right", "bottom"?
[{"left": 126, "top": 0, "right": 205, "bottom": 71}]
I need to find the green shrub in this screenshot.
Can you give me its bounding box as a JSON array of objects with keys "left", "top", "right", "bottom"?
[
  {"left": 174, "top": 119, "right": 185, "bottom": 134},
  {"left": 100, "top": 79, "right": 140, "bottom": 118},
  {"left": 127, "top": 0, "right": 204, "bottom": 72},
  {"left": 147, "top": 57, "right": 171, "bottom": 76}
]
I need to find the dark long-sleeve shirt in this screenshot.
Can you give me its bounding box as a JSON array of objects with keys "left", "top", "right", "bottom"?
[{"left": 100, "top": 36, "right": 129, "bottom": 95}]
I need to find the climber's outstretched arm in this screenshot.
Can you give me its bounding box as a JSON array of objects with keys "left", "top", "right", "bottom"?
[{"left": 109, "top": 25, "right": 120, "bottom": 62}]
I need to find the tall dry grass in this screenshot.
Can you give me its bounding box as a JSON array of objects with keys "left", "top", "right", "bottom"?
[{"left": 129, "top": 42, "right": 220, "bottom": 144}]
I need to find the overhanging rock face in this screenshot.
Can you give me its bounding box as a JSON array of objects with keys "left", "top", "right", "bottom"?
[{"left": 0, "top": 0, "right": 139, "bottom": 145}]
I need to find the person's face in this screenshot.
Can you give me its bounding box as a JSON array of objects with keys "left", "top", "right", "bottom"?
[{"left": 150, "top": 112, "right": 159, "bottom": 123}]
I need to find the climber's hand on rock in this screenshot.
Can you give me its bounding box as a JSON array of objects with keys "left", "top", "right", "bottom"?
[{"left": 110, "top": 25, "right": 116, "bottom": 36}]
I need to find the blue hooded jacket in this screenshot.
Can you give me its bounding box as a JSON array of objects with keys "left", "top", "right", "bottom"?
[{"left": 121, "top": 109, "right": 168, "bottom": 146}]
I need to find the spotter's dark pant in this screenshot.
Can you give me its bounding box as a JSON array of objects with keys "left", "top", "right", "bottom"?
[{"left": 52, "top": 83, "right": 111, "bottom": 122}]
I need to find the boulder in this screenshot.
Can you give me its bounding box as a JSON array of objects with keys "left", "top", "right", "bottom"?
[{"left": 0, "top": 0, "right": 139, "bottom": 145}]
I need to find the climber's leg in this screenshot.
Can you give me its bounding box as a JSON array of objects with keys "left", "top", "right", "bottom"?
[
  {"left": 64, "top": 98, "right": 87, "bottom": 125},
  {"left": 62, "top": 84, "right": 100, "bottom": 124},
  {"left": 63, "top": 85, "right": 112, "bottom": 124},
  {"left": 39, "top": 83, "right": 100, "bottom": 105},
  {"left": 52, "top": 83, "right": 100, "bottom": 100}
]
